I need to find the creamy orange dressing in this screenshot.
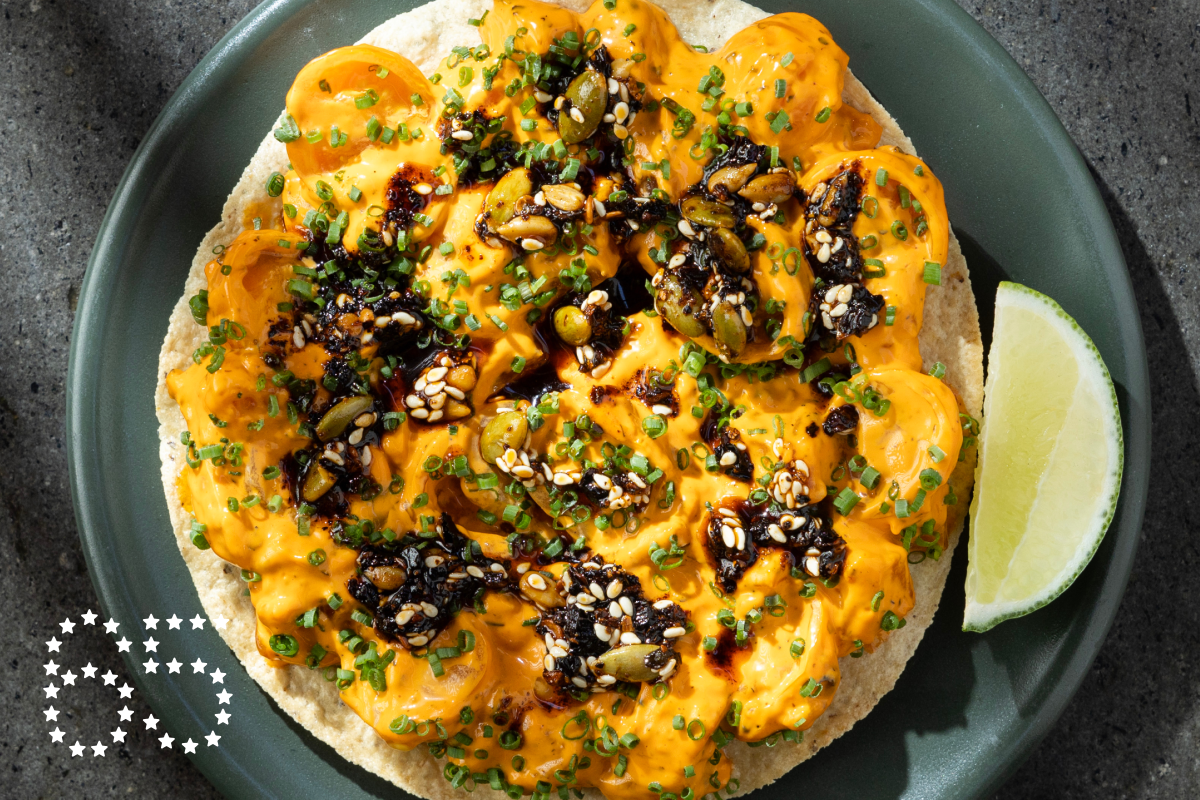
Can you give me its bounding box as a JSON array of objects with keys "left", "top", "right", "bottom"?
[{"left": 166, "top": 2, "right": 965, "bottom": 798}]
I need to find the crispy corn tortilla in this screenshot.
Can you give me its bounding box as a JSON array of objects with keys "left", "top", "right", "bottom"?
[{"left": 154, "top": 0, "right": 983, "bottom": 794}]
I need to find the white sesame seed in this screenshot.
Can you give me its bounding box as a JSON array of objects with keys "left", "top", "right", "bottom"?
[
  {"left": 830, "top": 302, "right": 849, "bottom": 318},
  {"left": 721, "top": 524, "right": 736, "bottom": 548},
  {"left": 619, "top": 632, "right": 641, "bottom": 645},
  {"left": 395, "top": 609, "right": 414, "bottom": 625},
  {"left": 664, "top": 626, "right": 686, "bottom": 638},
  {"left": 608, "top": 600, "right": 623, "bottom": 617},
  {"left": 545, "top": 655, "right": 557, "bottom": 671},
  {"left": 535, "top": 90, "right": 553, "bottom": 103},
  {"left": 619, "top": 596, "right": 635, "bottom": 616},
  {"left": 651, "top": 404, "right": 672, "bottom": 416},
  {"left": 527, "top": 573, "right": 547, "bottom": 591},
  {"left": 408, "top": 634, "right": 429, "bottom": 646},
  {"left": 521, "top": 239, "right": 544, "bottom": 251},
  {"left": 569, "top": 107, "right": 585, "bottom": 123},
  {"left": 451, "top": 129, "right": 474, "bottom": 141},
  {"left": 414, "top": 183, "right": 433, "bottom": 195},
  {"left": 817, "top": 242, "right": 832, "bottom": 263},
  {"left": 550, "top": 646, "right": 568, "bottom": 658},
  {"left": 720, "top": 451, "right": 737, "bottom": 467}
]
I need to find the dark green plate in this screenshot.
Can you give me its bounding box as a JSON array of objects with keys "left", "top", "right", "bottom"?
[{"left": 68, "top": 0, "right": 1149, "bottom": 797}]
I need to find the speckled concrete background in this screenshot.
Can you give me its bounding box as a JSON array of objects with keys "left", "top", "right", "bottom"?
[{"left": 0, "top": 0, "right": 1195, "bottom": 797}]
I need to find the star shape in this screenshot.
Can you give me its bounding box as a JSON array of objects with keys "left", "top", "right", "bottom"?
[
  {"left": 166, "top": 615, "right": 182, "bottom": 630},
  {"left": 190, "top": 615, "right": 206, "bottom": 630},
  {"left": 44, "top": 707, "right": 59, "bottom": 722},
  {"left": 118, "top": 683, "right": 134, "bottom": 699},
  {"left": 115, "top": 637, "right": 131, "bottom": 653},
  {"left": 144, "top": 637, "right": 159, "bottom": 653},
  {"left": 212, "top": 615, "right": 229, "bottom": 630},
  {"left": 159, "top": 732, "right": 175, "bottom": 749},
  {"left": 216, "top": 689, "right": 232, "bottom": 705},
  {"left": 143, "top": 659, "right": 159, "bottom": 674},
  {"left": 166, "top": 658, "right": 182, "bottom": 674},
  {"left": 118, "top": 706, "right": 134, "bottom": 722},
  {"left": 81, "top": 663, "right": 98, "bottom": 679},
  {"left": 49, "top": 728, "right": 65, "bottom": 743},
  {"left": 60, "top": 618, "right": 76, "bottom": 635},
  {"left": 190, "top": 658, "right": 207, "bottom": 675},
  {"left": 143, "top": 615, "right": 159, "bottom": 630},
  {"left": 215, "top": 710, "right": 231, "bottom": 725},
  {"left": 82, "top": 610, "right": 98, "bottom": 625},
  {"left": 44, "top": 660, "right": 59, "bottom": 676},
  {"left": 102, "top": 671, "right": 117, "bottom": 686},
  {"left": 46, "top": 637, "right": 61, "bottom": 653},
  {"left": 182, "top": 739, "right": 198, "bottom": 754},
  {"left": 91, "top": 741, "right": 108, "bottom": 757},
  {"left": 69, "top": 741, "right": 85, "bottom": 757},
  {"left": 205, "top": 731, "right": 221, "bottom": 747},
  {"left": 112, "top": 728, "right": 127, "bottom": 744},
  {"left": 44, "top": 684, "right": 60, "bottom": 699},
  {"left": 210, "top": 669, "right": 226, "bottom": 685},
  {"left": 61, "top": 670, "right": 77, "bottom": 687},
  {"left": 104, "top": 619, "right": 119, "bottom": 635},
  {"left": 144, "top": 714, "right": 159, "bottom": 730}
]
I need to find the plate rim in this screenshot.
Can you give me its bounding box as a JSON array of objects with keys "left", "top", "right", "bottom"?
[{"left": 66, "top": 0, "right": 1150, "bottom": 797}]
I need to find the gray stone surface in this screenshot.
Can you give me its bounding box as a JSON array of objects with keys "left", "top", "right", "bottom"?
[{"left": 0, "top": 0, "right": 1195, "bottom": 797}]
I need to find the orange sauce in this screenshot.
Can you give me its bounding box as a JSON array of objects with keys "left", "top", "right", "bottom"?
[{"left": 166, "top": 2, "right": 965, "bottom": 797}]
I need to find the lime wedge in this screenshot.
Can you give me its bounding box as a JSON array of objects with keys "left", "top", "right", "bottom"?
[{"left": 964, "top": 282, "right": 1123, "bottom": 632}]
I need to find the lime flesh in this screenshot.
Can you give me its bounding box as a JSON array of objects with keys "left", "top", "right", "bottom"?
[{"left": 964, "top": 282, "right": 1123, "bottom": 632}]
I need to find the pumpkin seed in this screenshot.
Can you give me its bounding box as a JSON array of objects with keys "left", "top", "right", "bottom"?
[
  {"left": 485, "top": 167, "right": 533, "bottom": 230},
  {"left": 520, "top": 571, "right": 566, "bottom": 608},
  {"left": 594, "top": 644, "right": 661, "bottom": 682},
  {"left": 708, "top": 228, "right": 750, "bottom": 273},
  {"left": 534, "top": 677, "right": 557, "bottom": 700},
  {"left": 480, "top": 411, "right": 529, "bottom": 464},
  {"left": 364, "top": 564, "right": 406, "bottom": 591},
  {"left": 654, "top": 273, "right": 707, "bottom": 338},
  {"left": 707, "top": 163, "right": 757, "bottom": 197},
  {"left": 302, "top": 462, "right": 336, "bottom": 502},
  {"left": 541, "top": 184, "right": 586, "bottom": 212},
  {"left": 711, "top": 300, "right": 748, "bottom": 356},
  {"left": 817, "top": 173, "right": 848, "bottom": 227},
  {"left": 557, "top": 69, "right": 608, "bottom": 144},
  {"left": 315, "top": 396, "right": 375, "bottom": 441},
  {"left": 496, "top": 214, "right": 558, "bottom": 246},
  {"left": 553, "top": 305, "right": 593, "bottom": 346},
  {"left": 446, "top": 364, "right": 477, "bottom": 392},
  {"left": 681, "top": 195, "right": 736, "bottom": 229},
  {"left": 739, "top": 170, "right": 796, "bottom": 205}
]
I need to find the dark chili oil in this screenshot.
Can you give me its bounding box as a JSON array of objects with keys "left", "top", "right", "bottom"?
[
  {"left": 704, "top": 628, "right": 746, "bottom": 681},
  {"left": 705, "top": 497, "right": 846, "bottom": 595}
]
